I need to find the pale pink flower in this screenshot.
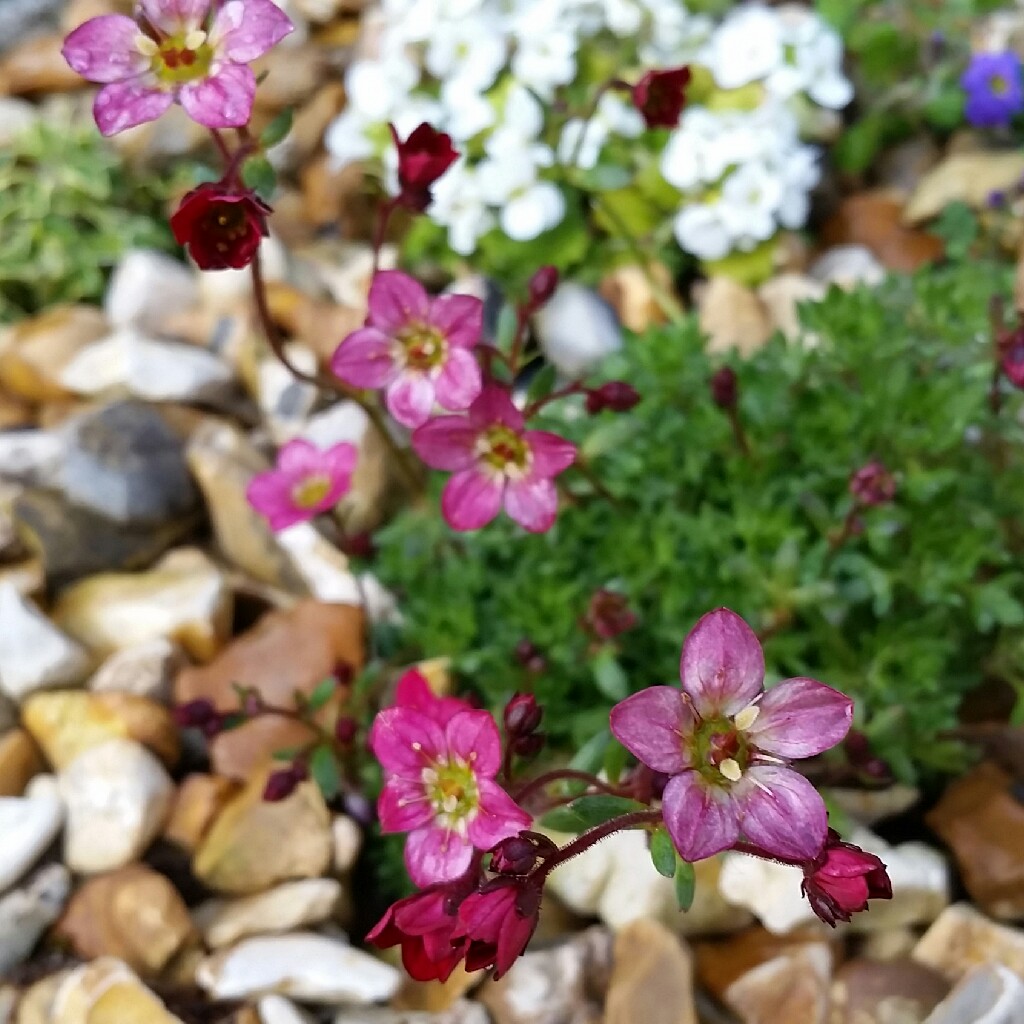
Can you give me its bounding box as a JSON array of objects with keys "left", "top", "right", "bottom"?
[
  {"left": 331, "top": 271, "right": 483, "bottom": 429},
  {"left": 62, "top": 0, "right": 293, "bottom": 136},
  {"left": 246, "top": 439, "right": 357, "bottom": 532},
  {"left": 411, "top": 386, "right": 576, "bottom": 533},
  {"left": 610, "top": 608, "right": 853, "bottom": 863},
  {"left": 370, "top": 704, "right": 531, "bottom": 886}
]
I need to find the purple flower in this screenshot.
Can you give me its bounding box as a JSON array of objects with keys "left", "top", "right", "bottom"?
[
  {"left": 331, "top": 271, "right": 484, "bottom": 429},
  {"left": 62, "top": 0, "right": 293, "bottom": 136},
  {"left": 609, "top": 608, "right": 853, "bottom": 863},
  {"left": 246, "top": 439, "right": 357, "bottom": 532},
  {"left": 961, "top": 51, "right": 1024, "bottom": 128}
]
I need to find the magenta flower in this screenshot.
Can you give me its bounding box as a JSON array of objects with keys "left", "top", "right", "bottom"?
[
  {"left": 246, "top": 439, "right": 357, "bottom": 532},
  {"left": 609, "top": 608, "right": 853, "bottom": 863},
  {"left": 331, "top": 271, "right": 483, "bottom": 429},
  {"left": 369, "top": 704, "right": 531, "bottom": 887},
  {"left": 62, "top": 0, "right": 293, "bottom": 136},
  {"left": 412, "top": 386, "right": 576, "bottom": 533},
  {"left": 393, "top": 668, "right": 473, "bottom": 726}
]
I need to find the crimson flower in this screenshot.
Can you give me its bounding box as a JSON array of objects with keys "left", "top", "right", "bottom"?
[
  {"left": 390, "top": 122, "right": 459, "bottom": 211},
  {"left": 849, "top": 460, "right": 896, "bottom": 508},
  {"left": 170, "top": 180, "right": 272, "bottom": 271},
  {"left": 801, "top": 828, "right": 893, "bottom": 926},
  {"left": 632, "top": 66, "right": 692, "bottom": 129},
  {"left": 457, "top": 879, "right": 542, "bottom": 979},
  {"left": 1002, "top": 331, "right": 1024, "bottom": 389},
  {"left": 585, "top": 381, "right": 640, "bottom": 415}
]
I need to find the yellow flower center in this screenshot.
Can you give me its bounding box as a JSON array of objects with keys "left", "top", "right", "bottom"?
[
  {"left": 140, "top": 29, "right": 213, "bottom": 85},
  {"left": 291, "top": 474, "right": 332, "bottom": 510},
  {"left": 397, "top": 323, "right": 447, "bottom": 372},
  {"left": 992, "top": 74, "right": 1010, "bottom": 96},
  {"left": 476, "top": 424, "right": 530, "bottom": 476},
  {"left": 421, "top": 758, "right": 478, "bottom": 826}
]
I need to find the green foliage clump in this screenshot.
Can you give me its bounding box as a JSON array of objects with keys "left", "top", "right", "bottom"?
[
  {"left": 0, "top": 118, "right": 182, "bottom": 323},
  {"left": 375, "top": 259, "right": 1024, "bottom": 783}
]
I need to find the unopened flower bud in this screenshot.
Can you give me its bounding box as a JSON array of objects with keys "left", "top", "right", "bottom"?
[
  {"left": 585, "top": 381, "right": 640, "bottom": 415},
  {"left": 504, "top": 693, "right": 543, "bottom": 738},
  {"left": 335, "top": 715, "right": 358, "bottom": 744},
  {"left": 514, "top": 639, "right": 547, "bottom": 674},
  {"left": 709, "top": 367, "right": 738, "bottom": 410},
  {"left": 341, "top": 531, "right": 376, "bottom": 559},
  {"left": 802, "top": 828, "right": 892, "bottom": 926},
  {"left": 263, "top": 762, "right": 308, "bottom": 802},
  {"left": 582, "top": 589, "right": 638, "bottom": 641},
  {"left": 527, "top": 266, "right": 559, "bottom": 310},
  {"left": 849, "top": 460, "right": 896, "bottom": 507},
  {"left": 173, "top": 699, "right": 220, "bottom": 731},
  {"left": 490, "top": 831, "right": 559, "bottom": 875}
]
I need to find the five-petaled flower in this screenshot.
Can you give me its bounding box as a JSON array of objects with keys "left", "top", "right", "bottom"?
[
  {"left": 412, "top": 386, "right": 577, "bottom": 533},
  {"left": 246, "top": 439, "right": 357, "bottom": 532},
  {"left": 331, "top": 270, "right": 483, "bottom": 429},
  {"left": 609, "top": 608, "right": 853, "bottom": 862},
  {"left": 390, "top": 122, "right": 460, "bottom": 212},
  {"left": 961, "top": 51, "right": 1024, "bottom": 129},
  {"left": 171, "top": 179, "right": 271, "bottom": 270},
  {"left": 802, "top": 828, "right": 893, "bottom": 926},
  {"left": 62, "top": 0, "right": 293, "bottom": 136},
  {"left": 632, "top": 66, "right": 692, "bottom": 129},
  {"left": 369, "top": 697, "right": 530, "bottom": 886}
]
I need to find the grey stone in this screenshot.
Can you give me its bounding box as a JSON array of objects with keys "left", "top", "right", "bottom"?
[
  {"left": 104, "top": 249, "right": 199, "bottom": 333},
  {"left": 534, "top": 283, "right": 622, "bottom": 379},
  {"left": 0, "top": 0, "right": 62, "bottom": 54},
  {"left": 0, "top": 864, "right": 70, "bottom": 974},
  {"left": 925, "top": 964, "right": 1024, "bottom": 1024}
]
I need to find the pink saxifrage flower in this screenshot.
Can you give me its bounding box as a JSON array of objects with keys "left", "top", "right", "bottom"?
[
  {"left": 610, "top": 608, "right": 853, "bottom": 863},
  {"left": 393, "top": 668, "right": 473, "bottom": 726},
  {"left": 412, "top": 386, "right": 577, "bottom": 533},
  {"left": 331, "top": 271, "right": 484, "bottom": 429},
  {"left": 62, "top": 0, "right": 293, "bottom": 136},
  {"left": 370, "top": 702, "right": 531, "bottom": 887},
  {"left": 246, "top": 439, "right": 357, "bottom": 532}
]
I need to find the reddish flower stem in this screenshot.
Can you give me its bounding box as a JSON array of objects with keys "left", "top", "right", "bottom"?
[
  {"left": 507, "top": 308, "right": 531, "bottom": 372},
  {"left": 512, "top": 768, "right": 632, "bottom": 806},
  {"left": 534, "top": 809, "right": 663, "bottom": 879}
]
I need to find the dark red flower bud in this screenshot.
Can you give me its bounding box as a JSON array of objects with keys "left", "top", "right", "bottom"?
[
  {"left": 527, "top": 266, "right": 559, "bottom": 310},
  {"left": 631, "top": 66, "right": 692, "bottom": 129},
  {"left": 489, "top": 831, "right": 559, "bottom": 876},
  {"left": 389, "top": 122, "right": 459, "bottom": 212},
  {"left": 582, "top": 589, "right": 638, "bottom": 641},
  {"left": 513, "top": 640, "right": 546, "bottom": 674},
  {"left": 1002, "top": 332, "right": 1024, "bottom": 389},
  {"left": 173, "top": 699, "right": 220, "bottom": 731},
  {"left": 801, "top": 829, "right": 892, "bottom": 927},
  {"left": 849, "top": 460, "right": 896, "bottom": 508},
  {"left": 341, "top": 531, "right": 376, "bottom": 559},
  {"left": 170, "top": 180, "right": 272, "bottom": 271},
  {"left": 843, "top": 729, "right": 872, "bottom": 765},
  {"left": 709, "top": 366, "right": 738, "bottom": 410},
  {"left": 862, "top": 757, "right": 892, "bottom": 781},
  {"left": 334, "top": 715, "right": 358, "bottom": 745},
  {"left": 263, "top": 762, "right": 308, "bottom": 803},
  {"left": 504, "top": 693, "right": 543, "bottom": 738},
  {"left": 585, "top": 381, "right": 641, "bottom": 415},
  {"left": 511, "top": 733, "right": 545, "bottom": 758}
]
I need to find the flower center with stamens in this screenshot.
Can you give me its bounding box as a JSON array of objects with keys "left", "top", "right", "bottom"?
[
  {"left": 421, "top": 758, "right": 478, "bottom": 827},
  {"left": 142, "top": 29, "right": 214, "bottom": 85},
  {"left": 291, "top": 474, "right": 332, "bottom": 510},
  {"left": 476, "top": 425, "right": 530, "bottom": 477},
  {"left": 691, "top": 713, "right": 757, "bottom": 786},
  {"left": 396, "top": 324, "right": 447, "bottom": 372},
  {"left": 991, "top": 73, "right": 1010, "bottom": 96},
  {"left": 200, "top": 202, "right": 250, "bottom": 252}
]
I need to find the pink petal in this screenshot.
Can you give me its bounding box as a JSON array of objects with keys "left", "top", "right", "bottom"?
[
  {"left": 434, "top": 347, "right": 482, "bottom": 412},
  {"left": 441, "top": 469, "right": 503, "bottom": 531},
  {"left": 662, "top": 771, "right": 740, "bottom": 862},
  {"left": 245, "top": 471, "right": 305, "bottom": 532},
  {"left": 140, "top": 0, "right": 210, "bottom": 33},
  {"left": 469, "top": 779, "right": 532, "bottom": 849},
  {"left": 386, "top": 372, "right": 436, "bottom": 428},
  {"left": 211, "top": 0, "right": 293, "bottom": 63},
  {"left": 679, "top": 608, "right": 765, "bottom": 719},
  {"left": 62, "top": 16, "right": 149, "bottom": 83},
  {"left": 444, "top": 710, "right": 501, "bottom": 777},
  {"left": 394, "top": 669, "right": 472, "bottom": 724},
  {"left": 322, "top": 442, "right": 359, "bottom": 483},
  {"left": 609, "top": 686, "right": 692, "bottom": 774},
  {"left": 411, "top": 416, "right": 479, "bottom": 471},
  {"left": 369, "top": 707, "right": 445, "bottom": 775},
  {"left": 276, "top": 438, "right": 321, "bottom": 475},
  {"left": 378, "top": 778, "right": 433, "bottom": 833},
  {"left": 368, "top": 271, "right": 430, "bottom": 332},
  {"left": 746, "top": 678, "right": 853, "bottom": 759},
  {"left": 330, "top": 327, "right": 398, "bottom": 390},
  {"left": 736, "top": 765, "right": 828, "bottom": 861},
  {"left": 405, "top": 825, "right": 474, "bottom": 886},
  {"left": 428, "top": 294, "right": 483, "bottom": 348},
  {"left": 178, "top": 61, "right": 255, "bottom": 128},
  {"left": 524, "top": 430, "right": 576, "bottom": 477},
  {"left": 93, "top": 79, "right": 172, "bottom": 136},
  {"left": 468, "top": 385, "right": 524, "bottom": 430},
  {"left": 503, "top": 476, "right": 558, "bottom": 533}
]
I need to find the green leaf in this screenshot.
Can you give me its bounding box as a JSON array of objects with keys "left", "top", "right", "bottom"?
[
  {"left": 649, "top": 827, "right": 677, "bottom": 878},
  {"left": 525, "top": 363, "right": 558, "bottom": 407},
  {"left": 568, "top": 730, "right": 611, "bottom": 773},
  {"left": 271, "top": 745, "right": 304, "bottom": 762},
  {"left": 603, "top": 738, "right": 628, "bottom": 784},
  {"left": 674, "top": 859, "right": 696, "bottom": 911},
  {"left": 591, "top": 648, "right": 629, "bottom": 701},
  {"left": 309, "top": 744, "right": 340, "bottom": 801},
  {"left": 260, "top": 109, "right": 293, "bottom": 149},
  {"left": 538, "top": 795, "right": 645, "bottom": 833},
  {"left": 306, "top": 677, "right": 338, "bottom": 713},
  {"left": 241, "top": 155, "right": 277, "bottom": 199}
]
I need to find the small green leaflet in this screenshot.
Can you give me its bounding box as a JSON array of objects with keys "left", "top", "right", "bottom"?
[
  {"left": 241, "top": 155, "right": 277, "bottom": 200},
  {"left": 306, "top": 677, "right": 337, "bottom": 713},
  {"left": 538, "top": 795, "right": 644, "bottom": 833},
  {"left": 590, "top": 647, "right": 628, "bottom": 701},
  {"left": 674, "top": 858, "right": 696, "bottom": 912},
  {"left": 649, "top": 827, "right": 676, "bottom": 879},
  {"left": 260, "top": 108, "right": 293, "bottom": 149},
  {"left": 309, "top": 744, "right": 340, "bottom": 801}
]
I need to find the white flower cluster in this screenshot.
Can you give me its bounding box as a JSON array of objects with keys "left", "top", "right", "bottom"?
[{"left": 324, "top": 0, "right": 853, "bottom": 263}]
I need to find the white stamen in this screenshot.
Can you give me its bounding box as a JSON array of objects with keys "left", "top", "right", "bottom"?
[
  {"left": 733, "top": 705, "right": 760, "bottom": 731},
  {"left": 442, "top": 794, "right": 458, "bottom": 814},
  {"left": 135, "top": 36, "right": 159, "bottom": 56},
  {"left": 411, "top": 741, "right": 422, "bottom": 751},
  {"left": 421, "top": 767, "right": 439, "bottom": 785},
  {"left": 184, "top": 29, "right": 207, "bottom": 50},
  {"left": 719, "top": 758, "right": 742, "bottom": 783},
  {"left": 752, "top": 752, "right": 786, "bottom": 765}
]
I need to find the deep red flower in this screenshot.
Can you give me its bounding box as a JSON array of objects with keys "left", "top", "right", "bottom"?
[
  {"left": 801, "top": 829, "right": 892, "bottom": 927},
  {"left": 585, "top": 381, "right": 641, "bottom": 415},
  {"left": 582, "top": 589, "right": 638, "bottom": 641},
  {"left": 709, "top": 366, "right": 738, "bottom": 410},
  {"left": 389, "top": 122, "right": 459, "bottom": 212},
  {"left": 632, "top": 66, "right": 692, "bottom": 129},
  {"left": 849, "top": 460, "right": 896, "bottom": 507},
  {"left": 170, "top": 181, "right": 272, "bottom": 271},
  {"left": 527, "top": 266, "right": 560, "bottom": 311},
  {"left": 1002, "top": 332, "right": 1024, "bottom": 388},
  {"left": 456, "top": 879, "right": 542, "bottom": 979},
  {"left": 262, "top": 761, "right": 308, "bottom": 803},
  {"left": 367, "top": 887, "right": 468, "bottom": 982}
]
